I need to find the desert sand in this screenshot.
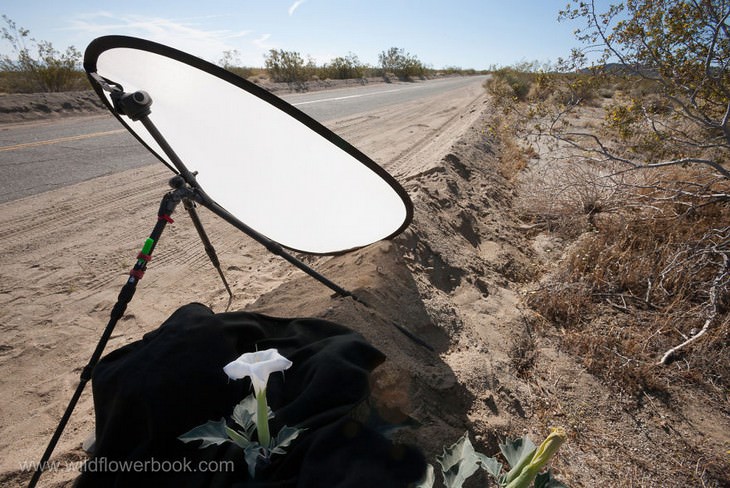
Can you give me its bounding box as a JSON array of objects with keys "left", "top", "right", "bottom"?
[{"left": 1, "top": 79, "right": 728, "bottom": 487}]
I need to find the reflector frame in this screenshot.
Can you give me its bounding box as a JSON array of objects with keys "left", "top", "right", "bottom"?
[{"left": 84, "top": 36, "right": 413, "bottom": 254}]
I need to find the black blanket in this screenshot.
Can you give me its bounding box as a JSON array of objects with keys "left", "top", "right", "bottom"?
[{"left": 73, "top": 303, "right": 425, "bottom": 487}]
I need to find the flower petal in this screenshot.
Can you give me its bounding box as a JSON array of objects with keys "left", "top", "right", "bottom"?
[
  {"left": 223, "top": 349, "right": 293, "bottom": 394},
  {"left": 223, "top": 360, "right": 252, "bottom": 380}
]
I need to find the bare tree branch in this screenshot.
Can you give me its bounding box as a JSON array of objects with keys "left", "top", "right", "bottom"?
[{"left": 659, "top": 238, "right": 729, "bottom": 364}]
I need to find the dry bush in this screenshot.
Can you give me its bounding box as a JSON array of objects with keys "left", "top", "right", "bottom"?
[
  {"left": 484, "top": 75, "right": 519, "bottom": 106},
  {"left": 1, "top": 15, "right": 86, "bottom": 93},
  {"left": 553, "top": 73, "right": 604, "bottom": 107},
  {"left": 526, "top": 281, "right": 593, "bottom": 325},
  {"left": 488, "top": 117, "right": 530, "bottom": 179},
  {"left": 227, "top": 66, "right": 263, "bottom": 80},
  {"left": 485, "top": 67, "right": 536, "bottom": 102},
  {"left": 486, "top": 69, "right": 604, "bottom": 109},
  {"left": 0, "top": 69, "right": 88, "bottom": 93},
  {"left": 513, "top": 86, "right": 730, "bottom": 396},
  {"left": 528, "top": 168, "right": 730, "bottom": 394},
  {"left": 515, "top": 156, "right": 636, "bottom": 238}
]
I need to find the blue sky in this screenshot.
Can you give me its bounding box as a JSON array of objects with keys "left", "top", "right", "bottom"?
[{"left": 1, "top": 1, "right": 602, "bottom": 70}]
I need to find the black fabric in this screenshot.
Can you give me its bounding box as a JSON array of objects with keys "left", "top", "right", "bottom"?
[{"left": 74, "top": 303, "right": 425, "bottom": 488}]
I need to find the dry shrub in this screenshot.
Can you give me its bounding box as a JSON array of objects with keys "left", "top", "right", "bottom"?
[
  {"left": 0, "top": 69, "right": 88, "bottom": 93},
  {"left": 516, "top": 158, "right": 634, "bottom": 238},
  {"left": 527, "top": 281, "right": 593, "bottom": 325},
  {"left": 510, "top": 336, "right": 537, "bottom": 379},
  {"left": 528, "top": 167, "right": 730, "bottom": 395},
  {"left": 496, "top": 130, "right": 530, "bottom": 179},
  {"left": 555, "top": 74, "right": 603, "bottom": 107},
  {"left": 485, "top": 68, "right": 535, "bottom": 102},
  {"left": 487, "top": 116, "right": 530, "bottom": 179}
]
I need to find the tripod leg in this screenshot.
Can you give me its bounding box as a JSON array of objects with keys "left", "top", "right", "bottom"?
[
  {"left": 28, "top": 188, "right": 185, "bottom": 488},
  {"left": 183, "top": 199, "right": 234, "bottom": 310}
]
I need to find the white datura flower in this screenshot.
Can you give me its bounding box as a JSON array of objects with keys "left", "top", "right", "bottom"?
[
  {"left": 180, "top": 348, "right": 299, "bottom": 462},
  {"left": 223, "top": 349, "right": 293, "bottom": 394}
]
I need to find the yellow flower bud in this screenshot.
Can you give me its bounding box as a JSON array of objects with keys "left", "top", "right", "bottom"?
[{"left": 505, "top": 427, "right": 566, "bottom": 488}]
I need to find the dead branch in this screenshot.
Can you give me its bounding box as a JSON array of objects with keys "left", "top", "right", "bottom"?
[
  {"left": 659, "top": 318, "right": 713, "bottom": 365},
  {"left": 659, "top": 231, "right": 730, "bottom": 364}
]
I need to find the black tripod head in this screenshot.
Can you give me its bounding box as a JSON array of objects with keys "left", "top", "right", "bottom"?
[{"left": 111, "top": 90, "right": 152, "bottom": 120}]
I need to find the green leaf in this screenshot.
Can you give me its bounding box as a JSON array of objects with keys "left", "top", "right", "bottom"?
[
  {"left": 415, "top": 464, "right": 435, "bottom": 488},
  {"left": 476, "top": 453, "right": 503, "bottom": 481},
  {"left": 436, "top": 432, "right": 482, "bottom": 488},
  {"left": 534, "top": 469, "right": 568, "bottom": 488},
  {"left": 178, "top": 418, "right": 231, "bottom": 448},
  {"left": 232, "top": 395, "right": 257, "bottom": 433},
  {"left": 244, "top": 445, "right": 265, "bottom": 478},
  {"left": 501, "top": 436, "right": 537, "bottom": 485},
  {"left": 500, "top": 436, "right": 536, "bottom": 468},
  {"left": 270, "top": 425, "right": 306, "bottom": 455},
  {"left": 225, "top": 425, "right": 252, "bottom": 449},
  {"left": 232, "top": 394, "right": 274, "bottom": 436}
]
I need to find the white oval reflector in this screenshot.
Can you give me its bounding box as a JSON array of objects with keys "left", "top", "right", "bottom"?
[{"left": 84, "top": 36, "right": 412, "bottom": 254}]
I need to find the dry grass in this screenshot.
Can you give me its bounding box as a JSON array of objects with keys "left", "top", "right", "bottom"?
[
  {"left": 484, "top": 66, "right": 730, "bottom": 487},
  {"left": 0, "top": 70, "right": 89, "bottom": 93},
  {"left": 487, "top": 117, "right": 531, "bottom": 180},
  {"left": 487, "top": 72, "right": 730, "bottom": 399},
  {"left": 525, "top": 165, "right": 730, "bottom": 397}
]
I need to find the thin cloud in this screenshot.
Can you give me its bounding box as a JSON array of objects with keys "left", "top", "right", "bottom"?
[
  {"left": 253, "top": 33, "right": 273, "bottom": 50},
  {"left": 288, "top": 0, "right": 306, "bottom": 16},
  {"left": 68, "top": 12, "right": 253, "bottom": 62}
]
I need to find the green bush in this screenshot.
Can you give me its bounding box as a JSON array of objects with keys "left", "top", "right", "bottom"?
[
  {"left": 259, "top": 46, "right": 433, "bottom": 84},
  {"left": 264, "top": 49, "right": 309, "bottom": 83},
  {"left": 490, "top": 68, "right": 535, "bottom": 101},
  {"left": 378, "top": 47, "right": 429, "bottom": 80},
  {"left": 321, "top": 52, "right": 365, "bottom": 80}
]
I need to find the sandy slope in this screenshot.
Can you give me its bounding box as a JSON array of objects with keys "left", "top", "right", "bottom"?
[{"left": 1, "top": 78, "right": 728, "bottom": 488}]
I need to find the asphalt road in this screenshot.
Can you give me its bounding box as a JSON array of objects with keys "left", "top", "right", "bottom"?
[{"left": 0, "top": 76, "right": 486, "bottom": 204}]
